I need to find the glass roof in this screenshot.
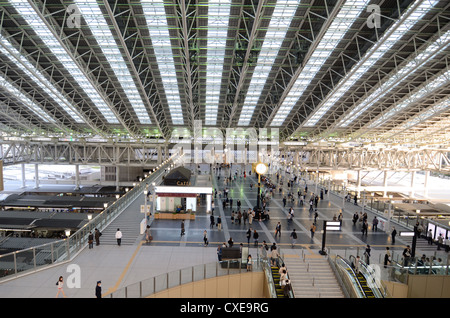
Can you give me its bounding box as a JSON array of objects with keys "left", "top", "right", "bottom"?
[
  {"left": 75, "top": 0, "right": 152, "bottom": 124},
  {"left": 10, "top": 0, "right": 121, "bottom": 124},
  {"left": 238, "top": 0, "right": 300, "bottom": 126},
  {"left": 270, "top": 0, "right": 369, "bottom": 127},
  {"left": 141, "top": 0, "right": 184, "bottom": 125}
]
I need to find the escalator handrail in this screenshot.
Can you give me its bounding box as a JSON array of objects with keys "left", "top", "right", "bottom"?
[{"left": 335, "top": 255, "right": 367, "bottom": 298}]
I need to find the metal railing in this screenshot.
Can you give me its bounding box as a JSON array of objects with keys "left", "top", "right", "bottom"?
[
  {"left": 0, "top": 157, "right": 175, "bottom": 282},
  {"left": 108, "top": 258, "right": 263, "bottom": 298}
]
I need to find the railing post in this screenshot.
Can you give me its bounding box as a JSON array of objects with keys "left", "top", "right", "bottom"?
[
  {"left": 140, "top": 281, "right": 143, "bottom": 298},
  {"left": 33, "top": 247, "right": 36, "bottom": 270},
  {"left": 13, "top": 252, "right": 17, "bottom": 276}
]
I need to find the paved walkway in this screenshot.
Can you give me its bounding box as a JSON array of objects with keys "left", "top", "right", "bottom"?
[{"left": 0, "top": 164, "right": 447, "bottom": 298}]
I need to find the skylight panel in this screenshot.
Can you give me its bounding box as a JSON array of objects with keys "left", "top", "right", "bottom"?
[
  {"left": 301, "top": 0, "right": 439, "bottom": 128},
  {"left": 338, "top": 29, "right": 450, "bottom": 127},
  {"left": 0, "top": 74, "right": 55, "bottom": 123},
  {"left": 141, "top": 0, "right": 184, "bottom": 125},
  {"left": 75, "top": 0, "right": 151, "bottom": 125},
  {"left": 270, "top": 0, "right": 369, "bottom": 127},
  {"left": 9, "top": 0, "right": 120, "bottom": 124},
  {"left": 204, "top": 0, "right": 232, "bottom": 125},
  {"left": 368, "top": 70, "right": 450, "bottom": 128},
  {"left": 0, "top": 35, "right": 84, "bottom": 123},
  {"left": 237, "top": 0, "right": 299, "bottom": 126}
]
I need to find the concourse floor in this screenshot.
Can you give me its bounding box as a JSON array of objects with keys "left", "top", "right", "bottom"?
[{"left": 0, "top": 165, "right": 447, "bottom": 298}]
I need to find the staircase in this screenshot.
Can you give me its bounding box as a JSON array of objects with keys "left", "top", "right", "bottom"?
[
  {"left": 283, "top": 256, "right": 344, "bottom": 298},
  {"left": 99, "top": 197, "right": 148, "bottom": 246}
]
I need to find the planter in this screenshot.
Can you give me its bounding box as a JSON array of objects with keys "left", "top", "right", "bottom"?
[{"left": 155, "top": 212, "right": 195, "bottom": 220}]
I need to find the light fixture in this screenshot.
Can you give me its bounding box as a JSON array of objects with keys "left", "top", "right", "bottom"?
[{"left": 255, "top": 163, "right": 268, "bottom": 175}]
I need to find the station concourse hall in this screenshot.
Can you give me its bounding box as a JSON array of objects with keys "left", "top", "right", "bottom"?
[{"left": 0, "top": 0, "right": 448, "bottom": 304}]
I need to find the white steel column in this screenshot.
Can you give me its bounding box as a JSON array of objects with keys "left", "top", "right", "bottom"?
[
  {"left": 410, "top": 171, "right": 416, "bottom": 198},
  {"left": 424, "top": 170, "right": 430, "bottom": 198},
  {"left": 116, "top": 166, "right": 120, "bottom": 191},
  {"left": 34, "top": 164, "right": 39, "bottom": 189},
  {"left": 21, "top": 163, "right": 26, "bottom": 188},
  {"left": 383, "top": 170, "right": 388, "bottom": 197},
  {"left": 75, "top": 164, "right": 80, "bottom": 190}
]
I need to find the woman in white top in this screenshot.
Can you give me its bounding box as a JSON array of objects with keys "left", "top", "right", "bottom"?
[{"left": 55, "top": 276, "right": 67, "bottom": 298}]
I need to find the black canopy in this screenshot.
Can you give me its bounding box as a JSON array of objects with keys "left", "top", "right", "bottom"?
[{"left": 163, "top": 166, "right": 192, "bottom": 186}]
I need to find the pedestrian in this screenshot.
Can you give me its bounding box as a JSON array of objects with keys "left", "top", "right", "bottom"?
[
  {"left": 203, "top": 230, "right": 208, "bottom": 246},
  {"left": 310, "top": 223, "right": 316, "bottom": 239},
  {"left": 427, "top": 229, "right": 433, "bottom": 245},
  {"left": 94, "top": 228, "right": 101, "bottom": 246},
  {"left": 210, "top": 214, "right": 215, "bottom": 228},
  {"left": 352, "top": 212, "right": 358, "bottom": 225},
  {"left": 364, "top": 244, "right": 371, "bottom": 264},
  {"left": 354, "top": 256, "right": 361, "bottom": 274},
  {"left": 275, "top": 222, "right": 281, "bottom": 238},
  {"left": 314, "top": 211, "right": 318, "bottom": 224},
  {"left": 88, "top": 231, "right": 94, "bottom": 249},
  {"left": 231, "top": 211, "right": 235, "bottom": 224},
  {"left": 95, "top": 281, "right": 102, "bottom": 298},
  {"left": 249, "top": 211, "right": 253, "bottom": 225},
  {"left": 237, "top": 211, "right": 242, "bottom": 225},
  {"left": 384, "top": 247, "right": 391, "bottom": 268},
  {"left": 55, "top": 276, "right": 66, "bottom": 298},
  {"left": 361, "top": 220, "right": 368, "bottom": 235},
  {"left": 283, "top": 279, "right": 292, "bottom": 297},
  {"left": 253, "top": 229, "right": 259, "bottom": 246},
  {"left": 372, "top": 217, "right": 379, "bottom": 231},
  {"left": 145, "top": 225, "right": 152, "bottom": 243},
  {"left": 228, "top": 237, "right": 234, "bottom": 248},
  {"left": 270, "top": 246, "right": 280, "bottom": 267},
  {"left": 391, "top": 227, "right": 397, "bottom": 244},
  {"left": 403, "top": 245, "right": 411, "bottom": 266},
  {"left": 181, "top": 220, "right": 185, "bottom": 236},
  {"left": 217, "top": 244, "right": 223, "bottom": 261},
  {"left": 283, "top": 196, "right": 287, "bottom": 207},
  {"left": 115, "top": 228, "right": 122, "bottom": 246},
  {"left": 246, "top": 228, "right": 252, "bottom": 245},
  {"left": 290, "top": 229, "right": 297, "bottom": 248},
  {"left": 217, "top": 216, "right": 222, "bottom": 230},
  {"left": 247, "top": 254, "right": 253, "bottom": 271},
  {"left": 437, "top": 234, "right": 444, "bottom": 250}
]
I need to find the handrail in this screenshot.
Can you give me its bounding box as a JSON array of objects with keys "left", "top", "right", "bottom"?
[
  {"left": 0, "top": 155, "right": 177, "bottom": 282},
  {"left": 349, "top": 255, "right": 385, "bottom": 298},
  {"left": 334, "top": 255, "right": 367, "bottom": 298},
  {"left": 108, "top": 258, "right": 263, "bottom": 298}
]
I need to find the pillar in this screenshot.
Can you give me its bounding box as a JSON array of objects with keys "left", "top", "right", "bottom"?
[
  {"left": 116, "top": 166, "right": 120, "bottom": 191},
  {"left": 75, "top": 164, "right": 80, "bottom": 190},
  {"left": 424, "top": 170, "right": 430, "bottom": 198},
  {"left": 34, "top": 164, "right": 39, "bottom": 189},
  {"left": 356, "top": 170, "right": 362, "bottom": 197},
  {"left": 410, "top": 171, "right": 416, "bottom": 198},
  {"left": 383, "top": 170, "right": 388, "bottom": 197},
  {"left": 21, "top": 163, "right": 26, "bottom": 188}
]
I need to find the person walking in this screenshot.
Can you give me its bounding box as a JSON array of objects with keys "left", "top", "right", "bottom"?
[
  {"left": 310, "top": 223, "right": 316, "bottom": 239},
  {"left": 94, "top": 228, "right": 101, "bottom": 246},
  {"left": 217, "top": 244, "right": 223, "bottom": 261},
  {"left": 274, "top": 222, "right": 281, "bottom": 238},
  {"left": 95, "top": 281, "right": 102, "bottom": 298},
  {"left": 180, "top": 220, "right": 185, "bottom": 236},
  {"left": 391, "top": 227, "right": 397, "bottom": 244},
  {"left": 403, "top": 245, "right": 411, "bottom": 266},
  {"left": 145, "top": 225, "right": 152, "bottom": 243},
  {"left": 246, "top": 228, "right": 252, "bottom": 245},
  {"left": 372, "top": 217, "right": 379, "bottom": 232},
  {"left": 203, "top": 230, "right": 209, "bottom": 246},
  {"left": 115, "top": 228, "right": 122, "bottom": 246},
  {"left": 247, "top": 254, "right": 253, "bottom": 271},
  {"left": 88, "top": 231, "right": 94, "bottom": 249},
  {"left": 290, "top": 229, "right": 297, "bottom": 248},
  {"left": 364, "top": 244, "right": 371, "bottom": 264},
  {"left": 217, "top": 216, "right": 222, "bottom": 230},
  {"left": 253, "top": 229, "right": 259, "bottom": 246},
  {"left": 55, "top": 276, "right": 67, "bottom": 298},
  {"left": 384, "top": 247, "right": 391, "bottom": 268}
]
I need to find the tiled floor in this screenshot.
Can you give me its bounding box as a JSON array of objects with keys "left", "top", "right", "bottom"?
[{"left": 0, "top": 165, "right": 447, "bottom": 298}]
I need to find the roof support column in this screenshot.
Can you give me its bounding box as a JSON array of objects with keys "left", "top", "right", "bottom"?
[
  {"left": 34, "top": 164, "right": 39, "bottom": 189},
  {"left": 75, "top": 164, "right": 80, "bottom": 191},
  {"left": 410, "top": 171, "right": 416, "bottom": 199},
  {"left": 21, "top": 163, "right": 26, "bottom": 188},
  {"left": 424, "top": 170, "right": 430, "bottom": 198},
  {"left": 383, "top": 170, "right": 388, "bottom": 198}
]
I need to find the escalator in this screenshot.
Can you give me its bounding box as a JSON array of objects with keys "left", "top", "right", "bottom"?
[
  {"left": 336, "top": 255, "right": 382, "bottom": 298},
  {"left": 271, "top": 266, "right": 288, "bottom": 298}
]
